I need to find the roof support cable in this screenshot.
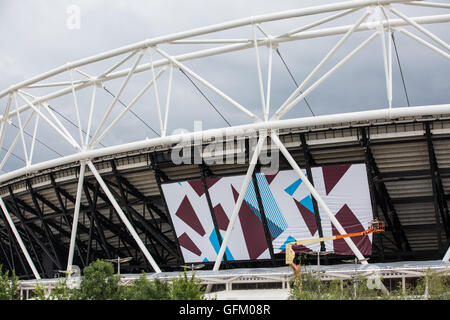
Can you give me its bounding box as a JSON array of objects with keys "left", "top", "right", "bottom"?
[
  {"left": 103, "top": 86, "right": 161, "bottom": 137},
  {"left": 46, "top": 105, "right": 107, "bottom": 148},
  {"left": 276, "top": 48, "right": 315, "bottom": 116},
  {"left": 391, "top": 33, "right": 411, "bottom": 107},
  {"left": 9, "top": 122, "right": 62, "bottom": 157},
  {"left": 179, "top": 69, "right": 232, "bottom": 127},
  {"left": 1, "top": 147, "right": 25, "bottom": 164}
]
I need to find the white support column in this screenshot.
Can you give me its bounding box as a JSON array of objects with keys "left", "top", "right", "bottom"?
[
  {"left": 90, "top": 66, "right": 167, "bottom": 147},
  {"left": 277, "top": 7, "right": 360, "bottom": 38},
  {"left": 84, "top": 83, "right": 97, "bottom": 147},
  {"left": 66, "top": 162, "right": 86, "bottom": 271},
  {"left": 147, "top": 47, "right": 164, "bottom": 134},
  {"left": 13, "top": 93, "right": 29, "bottom": 165},
  {"left": 0, "top": 197, "right": 41, "bottom": 279},
  {"left": 98, "top": 50, "right": 139, "bottom": 79},
  {"left": 213, "top": 133, "right": 267, "bottom": 271},
  {"left": 28, "top": 113, "right": 40, "bottom": 165},
  {"left": 270, "top": 132, "right": 368, "bottom": 264},
  {"left": 17, "top": 93, "right": 81, "bottom": 150},
  {"left": 265, "top": 35, "right": 274, "bottom": 122},
  {"left": 253, "top": 25, "right": 266, "bottom": 118},
  {"left": 378, "top": 8, "right": 393, "bottom": 109},
  {"left": 273, "top": 31, "right": 378, "bottom": 120},
  {"left": 41, "top": 102, "right": 80, "bottom": 150},
  {"left": 86, "top": 160, "right": 162, "bottom": 273},
  {"left": 0, "top": 94, "right": 12, "bottom": 151},
  {"left": 69, "top": 69, "right": 84, "bottom": 147},
  {"left": 0, "top": 110, "right": 36, "bottom": 171},
  {"left": 389, "top": 7, "right": 450, "bottom": 51},
  {"left": 396, "top": 28, "right": 450, "bottom": 60},
  {"left": 90, "top": 51, "right": 144, "bottom": 146},
  {"left": 154, "top": 47, "right": 261, "bottom": 123},
  {"left": 272, "top": 9, "right": 372, "bottom": 120},
  {"left": 163, "top": 64, "right": 174, "bottom": 137}
]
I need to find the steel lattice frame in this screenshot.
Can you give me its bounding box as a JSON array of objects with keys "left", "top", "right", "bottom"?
[{"left": 0, "top": 0, "right": 449, "bottom": 279}]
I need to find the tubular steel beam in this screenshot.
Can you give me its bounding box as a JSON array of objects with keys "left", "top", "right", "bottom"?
[
  {"left": 213, "top": 133, "right": 267, "bottom": 271},
  {"left": 272, "top": 132, "right": 368, "bottom": 264},
  {"left": 83, "top": 182, "right": 129, "bottom": 259},
  {"left": 4, "top": 192, "right": 46, "bottom": 275},
  {"left": 300, "top": 133, "right": 326, "bottom": 252},
  {"left": 0, "top": 204, "right": 28, "bottom": 276},
  {"left": 7, "top": 189, "right": 68, "bottom": 271},
  {"left": 66, "top": 162, "right": 86, "bottom": 272},
  {"left": 49, "top": 174, "right": 86, "bottom": 268},
  {"left": 103, "top": 174, "right": 179, "bottom": 265},
  {"left": 25, "top": 180, "right": 62, "bottom": 269},
  {"left": 86, "top": 161, "right": 162, "bottom": 273},
  {"left": 0, "top": 197, "right": 40, "bottom": 279}
]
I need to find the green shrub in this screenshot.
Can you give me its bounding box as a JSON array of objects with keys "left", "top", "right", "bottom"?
[
  {"left": 121, "top": 272, "right": 171, "bottom": 300},
  {"left": 170, "top": 269, "right": 205, "bottom": 300},
  {"left": 414, "top": 269, "right": 450, "bottom": 300},
  {"left": 73, "top": 259, "right": 121, "bottom": 300}
]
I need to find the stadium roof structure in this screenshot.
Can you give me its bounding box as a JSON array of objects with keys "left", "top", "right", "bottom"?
[{"left": 0, "top": 0, "right": 449, "bottom": 279}]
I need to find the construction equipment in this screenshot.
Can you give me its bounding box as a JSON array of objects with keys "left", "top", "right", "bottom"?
[{"left": 285, "top": 219, "right": 385, "bottom": 273}]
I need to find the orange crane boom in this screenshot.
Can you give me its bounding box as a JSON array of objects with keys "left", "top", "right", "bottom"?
[{"left": 285, "top": 219, "right": 385, "bottom": 268}]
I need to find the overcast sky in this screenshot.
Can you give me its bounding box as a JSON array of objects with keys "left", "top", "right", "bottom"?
[{"left": 0, "top": 0, "right": 449, "bottom": 173}]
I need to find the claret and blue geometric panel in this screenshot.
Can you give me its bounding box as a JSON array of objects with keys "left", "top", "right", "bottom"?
[{"left": 161, "top": 163, "right": 373, "bottom": 263}]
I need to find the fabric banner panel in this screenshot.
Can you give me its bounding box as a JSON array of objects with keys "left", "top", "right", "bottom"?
[
  {"left": 161, "top": 176, "right": 270, "bottom": 263},
  {"left": 257, "top": 163, "right": 373, "bottom": 255},
  {"left": 161, "top": 163, "right": 373, "bottom": 263},
  {"left": 311, "top": 163, "right": 373, "bottom": 255},
  {"left": 161, "top": 180, "right": 218, "bottom": 263}
]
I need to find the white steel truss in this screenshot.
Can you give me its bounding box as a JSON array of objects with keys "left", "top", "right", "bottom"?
[{"left": 0, "top": 0, "right": 448, "bottom": 279}]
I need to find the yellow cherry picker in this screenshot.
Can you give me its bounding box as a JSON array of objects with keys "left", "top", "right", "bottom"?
[{"left": 285, "top": 219, "right": 385, "bottom": 276}]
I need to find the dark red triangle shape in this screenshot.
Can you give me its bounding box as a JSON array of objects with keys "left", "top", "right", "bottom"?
[
  {"left": 264, "top": 171, "right": 279, "bottom": 185},
  {"left": 178, "top": 232, "right": 202, "bottom": 256},
  {"left": 293, "top": 199, "right": 318, "bottom": 237},
  {"left": 213, "top": 203, "right": 230, "bottom": 231},
  {"left": 206, "top": 177, "right": 221, "bottom": 189},
  {"left": 322, "top": 164, "right": 351, "bottom": 195},
  {"left": 331, "top": 204, "right": 372, "bottom": 255},
  {"left": 175, "top": 196, "right": 206, "bottom": 236},
  {"left": 188, "top": 179, "right": 206, "bottom": 197}
]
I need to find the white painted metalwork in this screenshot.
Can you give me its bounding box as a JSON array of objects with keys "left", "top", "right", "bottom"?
[
  {"left": 0, "top": 197, "right": 40, "bottom": 279},
  {"left": 444, "top": 246, "right": 450, "bottom": 261},
  {"left": 271, "top": 133, "right": 369, "bottom": 264},
  {"left": 213, "top": 133, "right": 267, "bottom": 271},
  {"left": 0, "top": 0, "right": 449, "bottom": 278},
  {"left": 86, "top": 161, "right": 162, "bottom": 273},
  {"left": 66, "top": 162, "right": 86, "bottom": 272}
]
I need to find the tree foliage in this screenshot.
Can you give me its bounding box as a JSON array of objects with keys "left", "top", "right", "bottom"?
[
  {"left": 121, "top": 272, "right": 171, "bottom": 300},
  {"left": 72, "top": 259, "right": 121, "bottom": 300},
  {"left": 170, "top": 269, "right": 205, "bottom": 300},
  {"left": 0, "top": 265, "right": 20, "bottom": 300}
]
